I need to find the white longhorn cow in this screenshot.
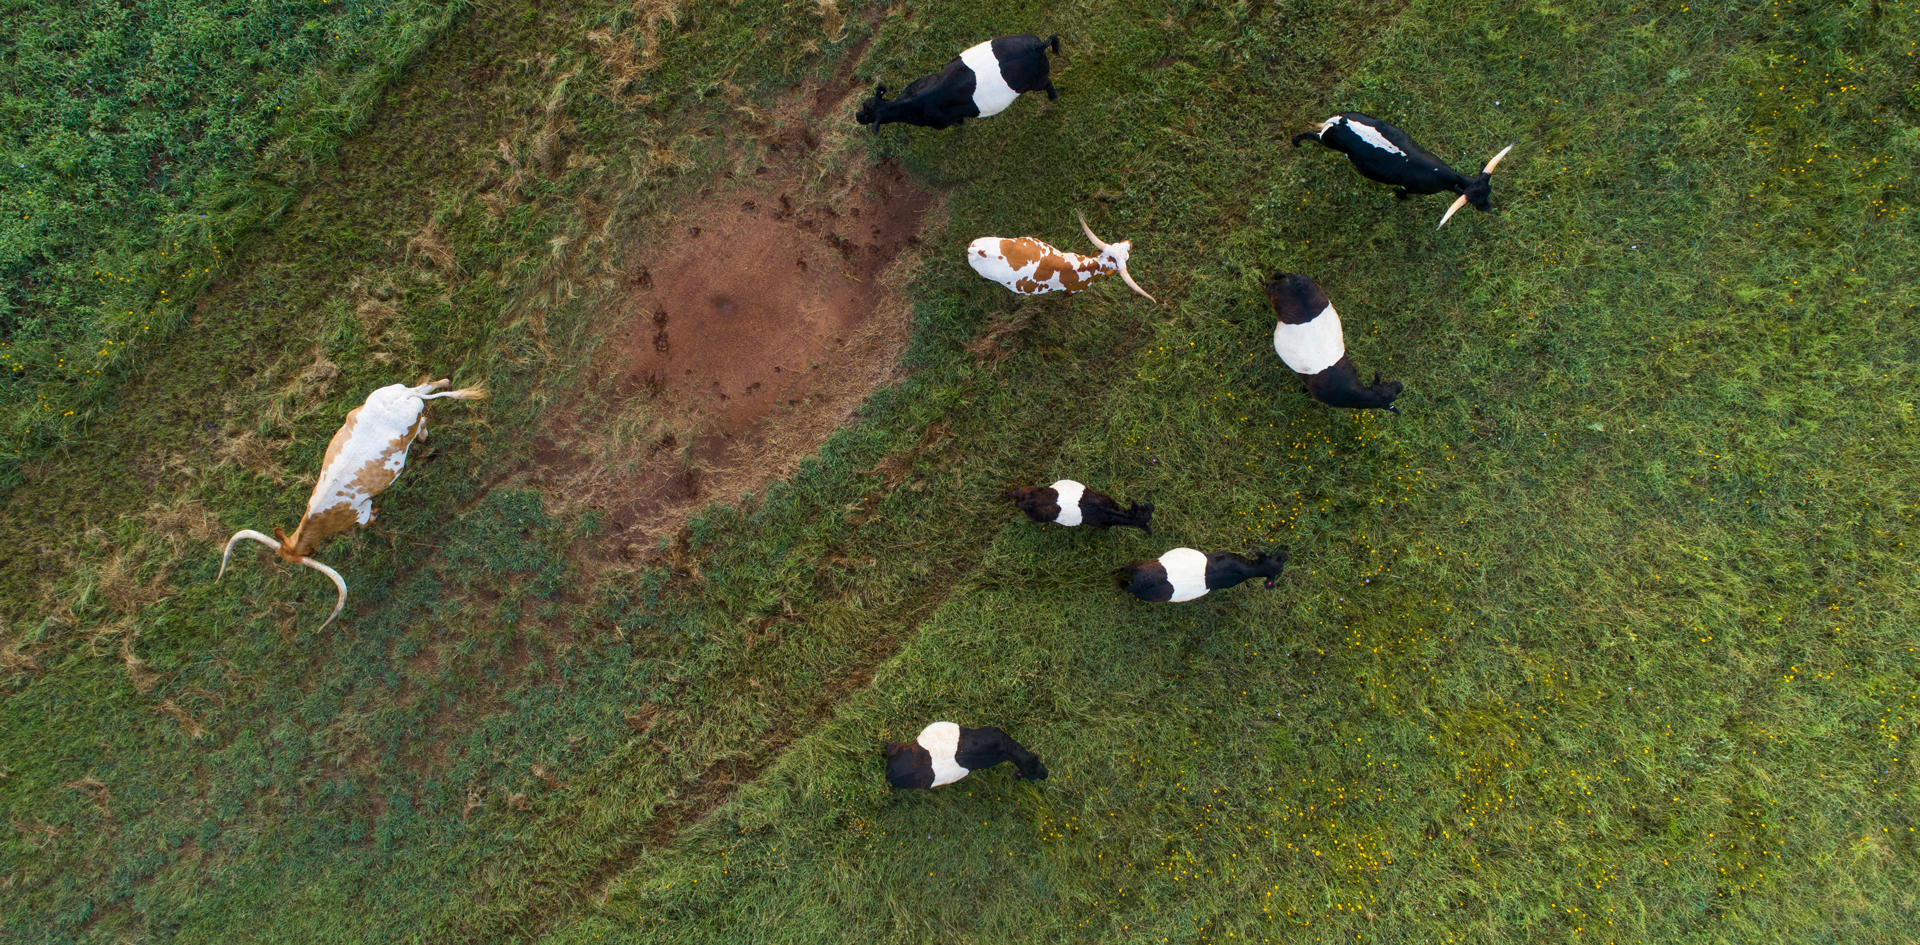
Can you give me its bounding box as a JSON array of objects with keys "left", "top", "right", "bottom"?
[{"left": 220, "top": 378, "right": 485, "bottom": 628}]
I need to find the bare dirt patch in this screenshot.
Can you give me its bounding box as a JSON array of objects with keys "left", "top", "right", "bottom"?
[{"left": 533, "top": 152, "right": 939, "bottom": 550}]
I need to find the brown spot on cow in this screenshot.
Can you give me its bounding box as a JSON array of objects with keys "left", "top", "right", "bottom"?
[
  {"left": 282, "top": 504, "right": 360, "bottom": 560},
  {"left": 317, "top": 407, "right": 365, "bottom": 480},
  {"left": 344, "top": 422, "right": 422, "bottom": 499},
  {"left": 995, "top": 237, "right": 1049, "bottom": 270},
  {"left": 1035, "top": 254, "right": 1099, "bottom": 293}
]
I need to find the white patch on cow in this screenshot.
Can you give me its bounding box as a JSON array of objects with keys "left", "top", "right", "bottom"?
[
  {"left": 959, "top": 41, "right": 1020, "bottom": 117},
  {"left": 1272, "top": 304, "right": 1346, "bottom": 376},
  {"left": 968, "top": 237, "right": 1028, "bottom": 286},
  {"left": 306, "top": 382, "right": 439, "bottom": 525},
  {"left": 1050, "top": 479, "right": 1086, "bottom": 526},
  {"left": 918, "top": 721, "right": 971, "bottom": 786},
  {"left": 1341, "top": 117, "right": 1405, "bottom": 156},
  {"left": 1160, "top": 547, "right": 1211, "bottom": 602}
]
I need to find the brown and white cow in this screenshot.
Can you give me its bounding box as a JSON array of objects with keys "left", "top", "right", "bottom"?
[
  {"left": 219, "top": 378, "right": 485, "bottom": 628},
  {"left": 967, "top": 212, "right": 1156, "bottom": 301}
]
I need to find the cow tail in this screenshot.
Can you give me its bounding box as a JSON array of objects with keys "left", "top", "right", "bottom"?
[{"left": 1048, "top": 34, "right": 1060, "bottom": 55}]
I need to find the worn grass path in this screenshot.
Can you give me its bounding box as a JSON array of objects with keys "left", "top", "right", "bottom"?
[{"left": 3, "top": 0, "right": 1919, "bottom": 943}]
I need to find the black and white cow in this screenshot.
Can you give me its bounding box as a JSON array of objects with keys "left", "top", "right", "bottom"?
[
  {"left": 1265, "top": 272, "right": 1402, "bottom": 413},
  {"left": 1291, "top": 113, "right": 1514, "bottom": 228},
  {"left": 1004, "top": 479, "right": 1154, "bottom": 533},
  {"left": 1120, "top": 548, "right": 1288, "bottom": 603},
  {"left": 856, "top": 34, "right": 1060, "bottom": 133},
  {"left": 886, "top": 722, "right": 1049, "bottom": 789}
]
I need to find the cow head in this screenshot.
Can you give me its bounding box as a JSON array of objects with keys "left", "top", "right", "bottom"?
[
  {"left": 1438, "top": 143, "right": 1515, "bottom": 229},
  {"left": 219, "top": 530, "right": 350, "bottom": 630},
  {"left": 1076, "top": 212, "right": 1157, "bottom": 302},
  {"left": 1361, "top": 370, "right": 1405, "bottom": 413},
  {"left": 855, "top": 83, "right": 889, "bottom": 134},
  {"left": 1256, "top": 549, "right": 1290, "bottom": 588}
]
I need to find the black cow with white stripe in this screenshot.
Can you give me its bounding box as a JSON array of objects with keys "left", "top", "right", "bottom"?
[
  {"left": 886, "top": 722, "right": 1048, "bottom": 789},
  {"left": 1265, "top": 272, "right": 1402, "bottom": 413},
  {"left": 1004, "top": 479, "right": 1153, "bottom": 533},
  {"left": 1291, "top": 113, "right": 1514, "bottom": 228},
  {"left": 1120, "top": 548, "right": 1287, "bottom": 603},
  {"left": 856, "top": 34, "right": 1060, "bottom": 133}
]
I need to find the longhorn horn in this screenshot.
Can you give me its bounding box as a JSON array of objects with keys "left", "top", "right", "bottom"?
[
  {"left": 1480, "top": 142, "right": 1515, "bottom": 175},
  {"left": 1438, "top": 143, "right": 1517, "bottom": 230},
  {"left": 1074, "top": 210, "right": 1110, "bottom": 251},
  {"left": 1117, "top": 268, "right": 1158, "bottom": 303},
  {"left": 219, "top": 528, "right": 349, "bottom": 629},
  {"left": 219, "top": 529, "right": 282, "bottom": 580},
  {"left": 1077, "top": 211, "right": 1156, "bottom": 302},
  {"left": 297, "top": 557, "right": 350, "bottom": 630},
  {"left": 421, "top": 381, "right": 488, "bottom": 401}
]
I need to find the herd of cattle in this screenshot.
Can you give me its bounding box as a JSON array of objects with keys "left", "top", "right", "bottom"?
[{"left": 219, "top": 34, "right": 1513, "bottom": 791}]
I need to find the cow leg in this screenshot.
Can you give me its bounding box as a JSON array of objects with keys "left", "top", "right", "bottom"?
[
  {"left": 1394, "top": 187, "right": 1413, "bottom": 200},
  {"left": 1044, "top": 80, "right": 1058, "bottom": 101}
]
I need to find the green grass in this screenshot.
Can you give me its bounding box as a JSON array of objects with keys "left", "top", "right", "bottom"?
[
  {"left": 4, "top": 0, "right": 1920, "bottom": 942},
  {"left": 0, "top": 0, "right": 465, "bottom": 481}
]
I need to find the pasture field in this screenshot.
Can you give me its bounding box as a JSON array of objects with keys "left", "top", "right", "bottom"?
[
  {"left": 2, "top": 0, "right": 1918, "bottom": 943},
  {"left": 0, "top": 0, "right": 462, "bottom": 478}
]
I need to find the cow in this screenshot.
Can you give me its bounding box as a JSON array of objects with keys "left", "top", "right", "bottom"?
[
  {"left": 1120, "top": 548, "right": 1288, "bottom": 603},
  {"left": 1004, "top": 479, "right": 1153, "bottom": 533},
  {"left": 968, "top": 212, "right": 1156, "bottom": 301},
  {"left": 218, "top": 379, "right": 485, "bottom": 629},
  {"left": 1291, "top": 112, "right": 1514, "bottom": 228},
  {"left": 886, "top": 722, "right": 1048, "bottom": 789},
  {"left": 856, "top": 34, "right": 1060, "bottom": 132},
  {"left": 1265, "top": 272, "right": 1402, "bottom": 413}
]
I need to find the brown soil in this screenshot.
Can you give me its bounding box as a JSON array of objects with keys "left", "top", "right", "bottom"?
[
  {"left": 615, "top": 163, "right": 928, "bottom": 441},
  {"left": 534, "top": 153, "right": 940, "bottom": 548}
]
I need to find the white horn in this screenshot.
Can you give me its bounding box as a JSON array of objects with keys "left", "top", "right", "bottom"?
[
  {"left": 220, "top": 529, "right": 281, "bottom": 580},
  {"left": 1436, "top": 194, "right": 1471, "bottom": 230},
  {"left": 1481, "top": 143, "right": 1515, "bottom": 175},
  {"left": 297, "top": 557, "right": 350, "bottom": 630},
  {"left": 1118, "top": 269, "right": 1158, "bottom": 303},
  {"left": 1075, "top": 211, "right": 1110, "bottom": 252}
]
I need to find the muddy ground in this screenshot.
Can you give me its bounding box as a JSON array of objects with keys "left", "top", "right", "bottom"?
[{"left": 528, "top": 144, "right": 940, "bottom": 551}]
